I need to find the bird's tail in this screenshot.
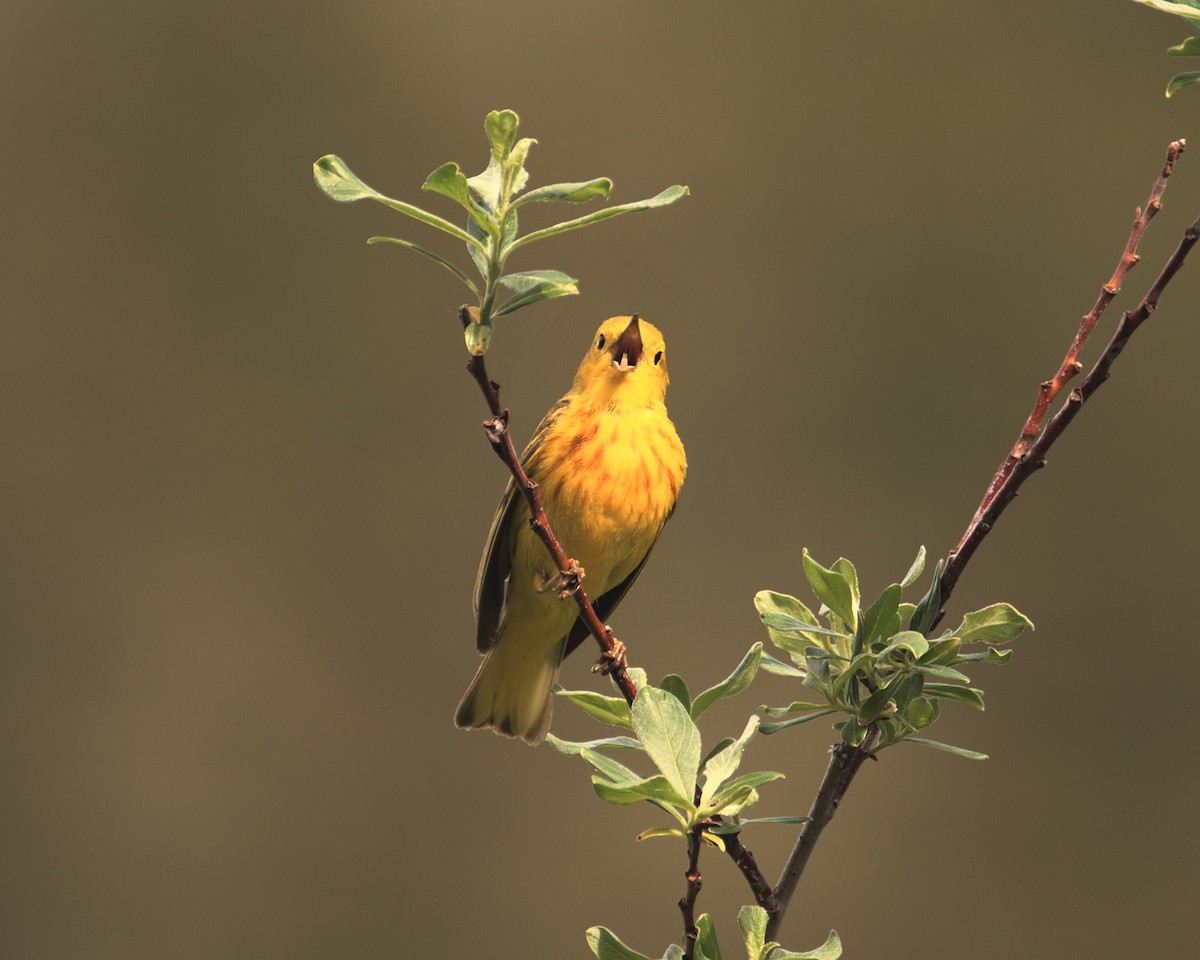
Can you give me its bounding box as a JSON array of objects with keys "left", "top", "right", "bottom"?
[{"left": 454, "top": 634, "right": 565, "bottom": 746}]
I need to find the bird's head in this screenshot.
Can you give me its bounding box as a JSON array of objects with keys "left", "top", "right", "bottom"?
[{"left": 572, "top": 315, "right": 671, "bottom": 407}]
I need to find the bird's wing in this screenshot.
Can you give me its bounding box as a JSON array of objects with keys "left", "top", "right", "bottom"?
[
  {"left": 563, "top": 539, "right": 660, "bottom": 658},
  {"left": 472, "top": 394, "right": 572, "bottom": 652}
]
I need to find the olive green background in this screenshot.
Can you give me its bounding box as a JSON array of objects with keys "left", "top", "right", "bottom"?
[{"left": 3, "top": 2, "right": 1199, "bottom": 958}]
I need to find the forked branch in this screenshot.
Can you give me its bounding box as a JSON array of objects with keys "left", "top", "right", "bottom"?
[{"left": 766, "top": 140, "right": 1198, "bottom": 941}]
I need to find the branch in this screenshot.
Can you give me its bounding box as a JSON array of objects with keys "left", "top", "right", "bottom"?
[
  {"left": 723, "top": 831, "right": 778, "bottom": 916},
  {"left": 766, "top": 728, "right": 877, "bottom": 942},
  {"left": 459, "top": 306, "right": 639, "bottom": 705},
  {"left": 679, "top": 827, "right": 704, "bottom": 960},
  {"left": 760, "top": 140, "right": 1198, "bottom": 942},
  {"left": 940, "top": 139, "right": 1187, "bottom": 608}
]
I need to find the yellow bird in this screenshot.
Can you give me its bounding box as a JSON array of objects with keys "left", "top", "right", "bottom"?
[{"left": 455, "top": 315, "right": 686, "bottom": 744}]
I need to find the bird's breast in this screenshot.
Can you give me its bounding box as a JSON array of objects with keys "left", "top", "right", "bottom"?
[{"left": 529, "top": 403, "right": 685, "bottom": 591}]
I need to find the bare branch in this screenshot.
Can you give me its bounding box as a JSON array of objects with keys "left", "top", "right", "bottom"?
[
  {"left": 940, "top": 140, "right": 1188, "bottom": 608},
  {"left": 767, "top": 729, "right": 877, "bottom": 941}
]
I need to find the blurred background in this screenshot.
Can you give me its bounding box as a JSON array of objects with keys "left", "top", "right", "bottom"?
[{"left": 3, "top": 1, "right": 1198, "bottom": 957}]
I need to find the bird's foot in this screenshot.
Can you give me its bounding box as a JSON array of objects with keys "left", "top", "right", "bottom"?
[
  {"left": 536, "top": 560, "right": 586, "bottom": 600},
  {"left": 591, "top": 633, "right": 627, "bottom": 676}
]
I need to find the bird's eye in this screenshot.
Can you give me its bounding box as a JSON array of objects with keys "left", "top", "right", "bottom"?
[
  {"left": 597, "top": 335, "right": 606, "bottom": 350},
  {"left": 654, "top": 351, "right": 663, "bottom": 365}
]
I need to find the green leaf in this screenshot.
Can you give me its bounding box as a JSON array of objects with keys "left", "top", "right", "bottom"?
[
  {"left": 858, "top": 583, "right": 901, "bottom": 651},
  {"left": 759, "top": 654, "right": 806, "bottom": 677},
  {"left": 900, "top": 545, "right": 927, "bottom": 589},
  {"left": 802, "top": 550, "right": 858, "bottom": 632},
  {"left": 514, "top": 177, "right": 613, "bottom": 206},
  {"left": 464, "top": 321, "right": 493, "bottom": 356},
  {"left": 902, "top": 737, "right": 988, "bottom": 761},
  {"left": 738, "top": 906, "right": 770, "bottom": 960},
  {"left": 918, "top": 636, "right": 962, "bottom": 666},
  {"left": 485, "top": 109, "right": 520, "bottom": 161},
  {"left": 828, "top": 652, "right": 874, "bottom": 707},
  {"left": 705, "top": 770, "right": 783, "bottom": 817},
  {"left": 874, "top": 630, "right": 929, "bottom": 664},
  {"left": 494, "top": 270, "right": 580, "bottom": 317},
  {"left": 1168, "top": 35, "right": 1200, "bottom": 55},
  {"left": 760, "top": 614, "right": 849, "bottom": 642},
  {"left": 587, "top": 926, "right": 653, "bottom": 960},
  {"left": 506, "top": 137, "right": 535, "bottom": 196},
  {"left": 505, "top": 185, "right": 690, "bottom": 254},
  {"left": 857, "top": 677, "right": 901, "bottom": 724},
  {"left": 466, "top": 216, "right": 490, "bottom": 279},
  {"left": 637, "top": 826, "right": 687, "bottom": 841},
  {"left": 755, "top": 591, "right": 846, "bottom": 654},
  {"left": 700, "top": 717, "right": 759, "bottom": 808},
  {"left": 908, "top": 559, "right": 943, "bottom": 634},
  {"left": 468, "top": 154, "right": 504, "bottom": 210},
  {"left": 556, "top": 686, "right": 633, "bottom": 728},
  {"left": 709, "top": 814, "right": 812, "bottom": 834},
  {"left": 579, "top": 746, "right": 642, "bottom": 782},
  {"left": 696, "top": 914, "right": 722, "bottom": 960},
  {"left": 660, "top": 674, "right": 692, "bottom": 712},
  {"left": 701, "top": 737, "right": 735, "bottom": 768},
  {"left": 923, "top": 683, "right": 986, "bottom": 710},
  {"left": 831, "top": 558, "right": 860, "bottom": 620},
  {"left": 1135, "top": 0, "right": 1200, "bottom": 24},
  {"left": 592, "top": 773, "right": 693, "bottom": 809},
  {"left": 958, "top": 646, "right": 1014, "bottom": 664},
  {"left": 738, "top": 815, "right": 811, "bottom": 826},
  {"left": 905, "top": 696, "right": 938, "bottom": 729},
  {"left": 838, "top": 716, "right": 868, "bottom": 747},
  {"left": 691, "top": 643, "right": 763, "bottom": 719},
  {"left": 312, "top": 155, "right": 484, "bottom": 250},
  {"left": 760, "top": 709, "right": 838, "bottom": 735},
  {"left": 1169, "top": 70, "right": 1200, "bottom": 99},
  {"left": 914, "top": 663, "right": 971, "bottom": 682},
  {"left": 545, "top": 733, "right": 642, "bottom": 755},
  {"left": 759, "top": 700, "right": 831, "bottom": 719},
  {"left": 422, "top": 161, "right": 471, "bottom": 206},
  {"left": 953, "top": 603, "right": 1033, "bottom": 645},
  {"left": 769, "top": 930, "right": 843, "bottom": 960},
  {"left": 632, "top": 687, "right": 702, "bottom": 805},
  {"left": 366, "top": 236, "right": 479, "bottom": 296}
]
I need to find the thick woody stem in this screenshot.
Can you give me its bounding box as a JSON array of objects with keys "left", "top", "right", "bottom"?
[
  {"left": 723, "top": 832, "right": 778, "bottom": 916},
  {"left": 679, "top": 827, "right": 704, "bottom": 960},
  {"left": 766, "top": 728, "right": 877, "bottom": 941},
  {"left": 460, "top": 306, "right": 638, "bottom": 705}
]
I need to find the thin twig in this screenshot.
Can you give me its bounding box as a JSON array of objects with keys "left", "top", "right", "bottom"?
[
  {"left": 459, "top": 306, "right": 639, "bottom": 705},
  {"left": 940, "top": 140, "right": 1185, "bottom": 607},
  {"left": 766, "top": 728, "right": 877, "bottom": 942},
  {"left": 942, "top": 210, "right": 1200, "bottom": 595}
]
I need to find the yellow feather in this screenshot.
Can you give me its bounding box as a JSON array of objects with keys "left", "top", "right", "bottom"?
[{"left": 456, "top": 316, "right": 686, "bottom": 744}]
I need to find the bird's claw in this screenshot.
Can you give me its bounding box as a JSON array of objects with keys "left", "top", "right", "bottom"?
[
  {"left": 592, "top": 635, "right": 627, "bottom": 676},
  {"left": 536, "top": 560, "right": 586, "bottom": 600}
]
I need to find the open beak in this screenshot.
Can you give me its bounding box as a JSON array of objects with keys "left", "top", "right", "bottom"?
[{"left": 610, "top": 315, "right": 643, "bottom": 373}]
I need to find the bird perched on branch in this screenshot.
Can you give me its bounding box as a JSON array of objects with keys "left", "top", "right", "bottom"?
[{"left": 455, "top": 314, "right": 686, "bottom": 744}]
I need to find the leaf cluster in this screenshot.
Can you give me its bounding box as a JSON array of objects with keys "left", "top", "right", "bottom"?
[
  {"left": 755, "top": 548, "right": 1033, "bottom": 760},
  {"left": 1134, "top": 0, "right": 1200, "bottom": 95},
  {"left": 550, "top": 659, "right": 806, "bottom": 846},
  {"left": 313, "top": 109, "right": 688, "bottom": 354},
  {"left": 585, "top": 907, "right": 841, "bottom": 960}
]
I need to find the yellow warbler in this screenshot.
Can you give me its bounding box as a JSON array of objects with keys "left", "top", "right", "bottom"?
[{"left": 455, "top": 315, "right": 686, "bottom": 744}]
